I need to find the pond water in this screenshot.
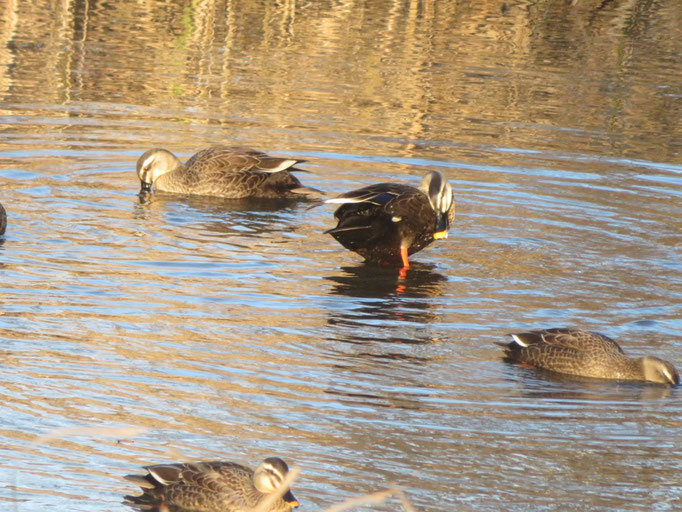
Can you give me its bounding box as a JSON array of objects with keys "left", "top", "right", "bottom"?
[{"left": 0, "top": 1, "right": 681, "bottom": 511}]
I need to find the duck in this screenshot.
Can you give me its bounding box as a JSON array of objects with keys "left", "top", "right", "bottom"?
[
  {"left": 0, "top": 201, "right": 6, "bottom": 235},
  {"left": 135, "top": 146, "right": 321, "bottom": 199},
  {"left": 497, "top": 328, "right": 679, "bottom": 385},
  {"left": 124, "top": 457, "right": 299, "bottom": 512},
  {"left": 324, "top": 170, "right": 455, "bottom": 270}
]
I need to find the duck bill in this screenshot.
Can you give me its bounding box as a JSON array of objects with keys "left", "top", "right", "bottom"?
[
  {"left": 283, "top": 490, "right": 299, "bottom": 508},
  {"left": 433, "top": 212, "right": 449, "bottom": 239},
  {"left": 140, "top": 181, "right": 152, "bottom": 193}
]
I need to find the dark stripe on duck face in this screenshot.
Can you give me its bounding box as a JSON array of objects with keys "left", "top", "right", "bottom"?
[
  {"left": 426, "top": 171, "right": 445, "bottom": 200},
  {"left": 255, "top": 458, "right": 299, "bottom": 507},
  {"left": 263, "top": 464, "right": 284, "bottom": 489},
  {"left": 419, "top": 171, "right": 453, "bottom": 237},
  {"left": 433, "top": 180, "right": 453, "bottom": 215},
  {"left": 254, "top": 457, "right": 290, "bottom": 493},
  {"left": 137, "top": 152, "right": 159, "bottom": 190}
]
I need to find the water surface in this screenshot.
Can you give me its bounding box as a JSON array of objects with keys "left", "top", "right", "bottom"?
[{"left": 0, "top": 1, "right": 681, "bottom": 511}]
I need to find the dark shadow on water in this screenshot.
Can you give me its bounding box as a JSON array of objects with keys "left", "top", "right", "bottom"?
[{"left": 132, "top": 191, "right": 307, "bottom": 237}]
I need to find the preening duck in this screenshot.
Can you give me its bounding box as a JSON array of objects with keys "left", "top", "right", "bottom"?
[{"left": 324, "top": 170, "right": 455, "bottom": 270}]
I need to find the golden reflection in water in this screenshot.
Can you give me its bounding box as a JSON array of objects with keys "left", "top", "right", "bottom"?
[{"left": 0, "top": 0, "right": 679, "bottom": 160}]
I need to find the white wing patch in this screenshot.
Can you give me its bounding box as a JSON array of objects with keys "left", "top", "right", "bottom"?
[
  {"left": 149, "top": 467, "right": 178, "bottom": 486},
  {"left": 511, "top": 334, "right": 528, "bottom": 347},
  {"left": 325, "top": 197, "right": 367, "bottom": 204},
  {"left": 263, "top": 159, "right": 298, "bottom": 173}
]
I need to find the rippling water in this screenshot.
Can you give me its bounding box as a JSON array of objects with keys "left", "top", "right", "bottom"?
[{"left": 1, "top": 1, "right": 681, "bottom": 511}]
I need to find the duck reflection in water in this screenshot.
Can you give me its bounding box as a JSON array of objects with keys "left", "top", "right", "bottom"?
[
  {"left": 135, "top": 193, "right": 303, "bottom": 238},
  {"left": 322, "top": 264, "right": 447, "bottom": 411},
  {"left": 324, "top": 262, "right": 448, "bottom": 343},
  {"left": 501, "top": 363, "right": 677, "bottom": 401},
  {"left": 327, "top": 262, "right": 448, "bottom": 313}
]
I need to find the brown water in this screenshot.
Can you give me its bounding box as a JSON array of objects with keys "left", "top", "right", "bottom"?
[{"left": 1, "top": 1, "right": 681, "bottom": 511}]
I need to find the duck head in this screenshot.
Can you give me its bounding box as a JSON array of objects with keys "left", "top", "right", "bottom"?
[
  {"left": 639, "top": 356, "right": 679, "bottom": 386},
  {"left": 419, "top": 170, "right": 454, "bottom": 239},
  {"left": 253, "top": 457, "right": 299, "bottom": 508},
  {"left": 136, "top": 149, "right": 183, "bottom": 193}
]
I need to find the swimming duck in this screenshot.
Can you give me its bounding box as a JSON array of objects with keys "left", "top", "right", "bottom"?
[
  {"left": 124, "top": 457, "right": 299, "bottom": 512},
  {"left": 136, "top": 146, "right": 320, "bottom": 198},
  {"left": 0, "top": 201, "right": 5, "bottom": 235},
  {"left": 324, "top": 170, "right": 454, "bottom": 270},
  {"left": 498, "top": 328, "right": 679, "bottom": 385}
]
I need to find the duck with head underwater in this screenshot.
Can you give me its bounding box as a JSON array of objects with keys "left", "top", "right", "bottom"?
[
  {"left": 497, "top": 328, "right": 679, "bottom": 386},
  {"left": 136, "top": 146, "right": 321, "bottom": 199}
]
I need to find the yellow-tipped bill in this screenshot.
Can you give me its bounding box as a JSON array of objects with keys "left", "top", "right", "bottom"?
[{"left": 433, "top": 230, "right": 448, "bottom": 240}]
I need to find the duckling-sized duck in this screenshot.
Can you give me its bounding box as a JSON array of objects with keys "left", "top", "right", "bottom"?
[
  {"left": 124, "top": 457, "right": 299, "bottom": 512},
  {"left": 324, "top": 170, "right": 454, "bottom": 271},
  {"left": 498, "top": 328, "right": 679, "bottom": 385},
  {"left": 136, "top": 146, "right": 321, "bottom": 199}
]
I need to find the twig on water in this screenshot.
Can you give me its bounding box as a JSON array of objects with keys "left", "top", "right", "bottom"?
[
  {"left": 32, "top": 426, "right": 147, "bottom": 446},
  {"left": 321, "top": 486, "right": 416, "bottom": 512}
]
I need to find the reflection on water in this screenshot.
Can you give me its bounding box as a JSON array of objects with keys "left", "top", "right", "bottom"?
[
  {"left": 135, "top": 192, "right": 306, "bottom": 238},
  {"left": 501, "top": 363, "right": 678, "bottom": 402},
  {"left": 327, "top": 263, "right": 448, "bottom": 300},
  {"left": 324, "top": 264, "right": 448, "bottom": 349},
  {"left": 0, "top": 0, "right": 681, "bottom": 511}
]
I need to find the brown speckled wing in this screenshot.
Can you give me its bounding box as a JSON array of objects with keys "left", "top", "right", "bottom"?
[
  {"left": 532, "top": 328, "right": 625, "bottom": 356},
  {"left": 165, "top": 462, "right": 254, "bottom": 510},
  {"left": 504, "top": 328, "right": 630, "bottom": 378},
  {"left": 125, "top": 461, "right": 260, "bottom": 511},
  {"left": 167, "top": 147, "right": 305, "bottom": 198},
  {"left": 516, "top": 343, "right": 593, "bottom": 374}
]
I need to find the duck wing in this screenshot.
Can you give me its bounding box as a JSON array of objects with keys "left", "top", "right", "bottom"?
[
  {"left": 181, "top": 147, "right": 315, "bottom": 197},
  {"left": 512, "top": 328, "right": 624, "bottom": 355}
]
